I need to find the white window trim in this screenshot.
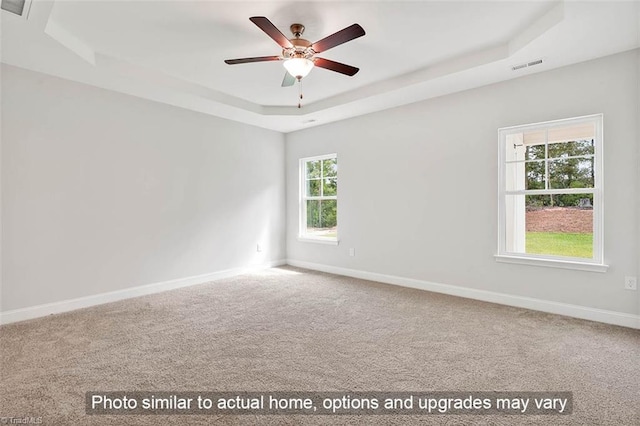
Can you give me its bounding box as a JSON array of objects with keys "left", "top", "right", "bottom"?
[
  {"left": 496, "top": 114, "right": 608, "bottom": 272},
  {"left": 494, "top": 254, "right": 608, "bottom": 272},
  {"left": 297, "top": 236, "right": 339, "bottom": 245},
  {"left": 299, "top": 153, "right": 339, "bottom": 245}
]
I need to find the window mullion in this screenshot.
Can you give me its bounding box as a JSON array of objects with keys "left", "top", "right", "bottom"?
[
  {"left": 544, "top": 129, "right": 549, "bottom": 190},
  {"left": 506, "top": 188, "right": 595, "bottom": 196},
  {"left": 305, "top": 196, "right": 337, "bottom": 201},
  {"left": 319, "top": 159, "right": 324, "bottom": 197}
]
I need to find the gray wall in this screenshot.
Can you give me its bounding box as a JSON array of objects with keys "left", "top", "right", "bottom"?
[
  {"left": 2, "top": 49, "right": 638, "bottom": 320},
  {"left": 1, "top": 64, "right": 286, "bottom": 311},
  {"left": 286, "top": 49, "right": 640, "bottom": 316}
]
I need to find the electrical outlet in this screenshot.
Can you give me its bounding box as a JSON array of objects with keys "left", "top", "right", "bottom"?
[
  {"left": 349, "top": 248, "right": 355, "bottom": 257},
  {"left": 624, "top": 276, "right": 637, "bottom": 290},
  {"left": 256, "top": 244, "right": 262, "bottom": 253}
]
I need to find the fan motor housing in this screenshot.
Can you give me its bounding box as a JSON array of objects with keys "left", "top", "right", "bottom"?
[
  {"left": 283, "top": 38, "right": 313, "bottom": 59},
  {"left": 291, "top": 38, "right": 311, "bottom": 49}
]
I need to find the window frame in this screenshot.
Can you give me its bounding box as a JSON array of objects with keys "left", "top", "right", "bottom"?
[
  {"left": 495, "top": 114, "right": 607, "bottom": 272},
  {"left": 298, "top": 153, "right": 339, "bottom": 245}
]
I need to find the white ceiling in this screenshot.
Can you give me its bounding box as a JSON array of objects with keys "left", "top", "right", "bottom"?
[{"left": 2, "top": 1, "right": 639, "bottom": 133}]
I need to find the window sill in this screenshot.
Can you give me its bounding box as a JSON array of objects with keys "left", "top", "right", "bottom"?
[
  {"left": 298, "top": 237, "right": 339, "bottom": 246},
  {"left": 494, "top": 254, "right": 608, "bottom": 273}
]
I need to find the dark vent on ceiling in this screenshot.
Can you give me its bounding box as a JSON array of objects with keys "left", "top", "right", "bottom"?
[
  {"left": 1, "top": 0, "right": 28, "bottom": 17},
  {"left": 512, "top": 58, "right": 544, "bottom": 71}
]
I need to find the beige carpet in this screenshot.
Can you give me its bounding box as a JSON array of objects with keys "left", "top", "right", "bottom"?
[{"left": 1, "top": 266, "right": 638, "bottom": 425}]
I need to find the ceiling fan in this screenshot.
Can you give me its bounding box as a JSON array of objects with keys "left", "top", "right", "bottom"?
[{"left": 225, "top": 16, "right": 365, "bottom": 89}]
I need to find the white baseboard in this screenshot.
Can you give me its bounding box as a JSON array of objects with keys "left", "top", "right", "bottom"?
[
  {"left": 0, "top": 259, "right": 286, "bottom": 325},
  {"left": 287, "top": 259, "right": 640, "bottom": 330}
]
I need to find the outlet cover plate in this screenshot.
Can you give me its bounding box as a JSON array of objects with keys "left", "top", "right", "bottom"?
[{"left": 624, "top": 276, "right": 637, "bottom": 290}]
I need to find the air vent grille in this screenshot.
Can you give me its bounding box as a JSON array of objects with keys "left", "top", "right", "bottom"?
[
  {"left": 512, "top": 58, "right": 544, "bottom": 71},
  {"left": 1, "top": 0, "right": 31, "bottom": 17}
]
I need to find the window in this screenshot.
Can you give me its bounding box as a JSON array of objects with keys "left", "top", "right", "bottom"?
[
  {"left": 299, "top": 154, "right": 338, "bottom": 243},
  {"left": 497, "top": 114, "right": 606, "bottom": 271}
]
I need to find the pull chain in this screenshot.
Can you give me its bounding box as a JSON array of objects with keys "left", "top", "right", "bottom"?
[{"left": 297, "top": 77, "right": 303, "bottom": 108}]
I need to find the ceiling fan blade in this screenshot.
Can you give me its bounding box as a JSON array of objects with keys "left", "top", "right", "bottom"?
[
  {"left": 310, "top": 24, "right": 365, "bottom": 53},
  {"left": 314, "top": 57, "right": 360, "bottom": 76},
  {"left": 281, "top": 72, "right": 296, "bottom": 87},
  {"left": 249, "top": 16, "right": 294, "bottom": 49},
  {"left": 224, "top": 56, "right": 281, "bottom": 65}
]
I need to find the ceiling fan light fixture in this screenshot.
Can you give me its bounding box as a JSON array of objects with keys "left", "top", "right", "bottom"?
[{"left": 283, "top": 58, "right": 314, "bottom": 79}]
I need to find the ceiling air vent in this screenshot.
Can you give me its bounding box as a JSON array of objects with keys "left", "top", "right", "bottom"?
[
  {"left": 1, "top": 0, "right": 32, "bottom": 18},
  {"left": 512, "top": 58, "right": 544, "bottom": 71}
]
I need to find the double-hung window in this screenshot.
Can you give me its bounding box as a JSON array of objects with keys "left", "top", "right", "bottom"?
[
  {"left": 299, "top": 154, "right": 338, "bottom": 243},
  {"left": 497, "top": 114, "right": 605, "bottom": 271}
]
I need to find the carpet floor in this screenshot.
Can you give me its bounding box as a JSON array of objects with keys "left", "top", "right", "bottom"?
[{"left": 1, "top": 266, "right": 638, "bottom": 425}]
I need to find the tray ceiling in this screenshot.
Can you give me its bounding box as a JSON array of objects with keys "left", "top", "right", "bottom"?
[{"left": 2, "top": 1, "right": 639, "bottom": 132}]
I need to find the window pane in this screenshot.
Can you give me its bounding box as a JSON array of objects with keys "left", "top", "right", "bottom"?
[
  {"left": 548, "top": 139, "right": 594, "bottom": 159},
  {"left": 323, "top": 158, "right": 337, "bottom": 178},
  {"left": 525, "top": 160, "right": 545, "bottom": 190},
  {"left": 306, "top": 160, "right": 321, "bottom": 178},
  {"left": 306, "top": 179, "right": 321, "bottom": 196},
  {"left": 306, "top": 200, "right": 320, "bottom": 228},
  {"left": 525, "top": 144, "right": 545, "bottom": 161},
  {"left": 548, "top": 158, "right": 594, "bottom": 189},
  {"left": 306, "top": 199, "right": 337, "bottom": 238},
  {"left": 323, "top": 178, "right": 337, "bottom": 196},
  {"left": 524, "top": 195, "right": 593, "bottom": 258}
]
